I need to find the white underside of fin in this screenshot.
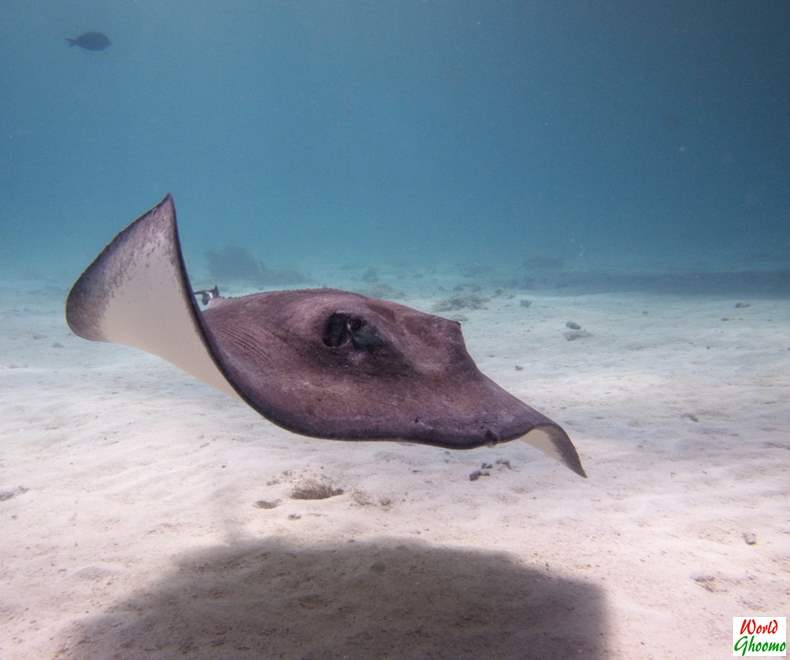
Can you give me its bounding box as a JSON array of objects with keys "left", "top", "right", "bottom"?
[
  {"left": 98, "top": 252, "right": 236, "bottom": 397},
  {"left": 519, "top": 426, "right": 586, "bottom": 477}
]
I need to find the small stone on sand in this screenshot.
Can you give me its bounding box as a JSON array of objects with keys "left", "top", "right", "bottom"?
[
  {"left": 0, "top": 486, "right": 28, "bottom": 502},
  {"left": 290, "top": 479, "right": 344, "bottom": 500},
  {"left": 564, "top": 329, "right": 592, "bottom": 341},
  {"left": 254, "top": 499, "right": 280, "bottom": 509}
]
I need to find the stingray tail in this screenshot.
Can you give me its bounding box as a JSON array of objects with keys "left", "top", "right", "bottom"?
[{"left": 66, "top": 38, "right": 76, "bottom": 47}]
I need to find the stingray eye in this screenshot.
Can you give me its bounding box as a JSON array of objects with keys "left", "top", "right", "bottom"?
[
  {"left": 322, "top": 313, "right": 351, "bottom": 347},
  {"left": 322, "top": 313, "right": 385, "bottom": 351},
  {"left": 348, "top": 318, "right": 385, "bottom": 350}
]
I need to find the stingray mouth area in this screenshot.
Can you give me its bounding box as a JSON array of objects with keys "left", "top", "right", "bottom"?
[
  {"left": 255, "top": 402, "right": 535, "bottom": 448},
  {"left": 225, "top": 368, "right": 550, "bottom": 450}
]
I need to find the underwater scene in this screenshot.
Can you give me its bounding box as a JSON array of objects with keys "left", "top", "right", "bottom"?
[{"left": 1, "top": 1, "right": 788, "bottom": 658}]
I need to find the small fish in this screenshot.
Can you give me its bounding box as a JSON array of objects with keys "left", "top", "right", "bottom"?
[{"left": 66, "top": 32, "right": 111, "bottom": 51}]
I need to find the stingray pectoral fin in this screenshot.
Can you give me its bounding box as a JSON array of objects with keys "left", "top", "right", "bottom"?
[
  {"left": 65, "top": 195, "right": 237, "bottom": 398},
  {"left": 520, "top": 425, "right": 587, "bottom": 477}
]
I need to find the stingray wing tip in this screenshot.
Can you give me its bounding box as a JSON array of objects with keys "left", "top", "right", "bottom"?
[{"left": 520, "top": 424, "right": 587, "bottom": 478}]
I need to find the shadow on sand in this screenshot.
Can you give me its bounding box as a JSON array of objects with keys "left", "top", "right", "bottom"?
[{"left": 57, "top": 538, "right": 607, "bottom": 659}]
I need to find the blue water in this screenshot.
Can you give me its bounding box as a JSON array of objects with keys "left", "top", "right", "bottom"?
[{"left": 2, "top": 0, "right": 789, "bottom": 284}]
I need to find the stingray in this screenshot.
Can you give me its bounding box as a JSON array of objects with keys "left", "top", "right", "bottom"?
[{"left": 65, "top": 196, "right": 585, "bottom": 477}]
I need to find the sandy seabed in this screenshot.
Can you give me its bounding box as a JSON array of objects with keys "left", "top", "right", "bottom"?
[{"left": 0, "top": 279, "right": 788, "bottom": 660}]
